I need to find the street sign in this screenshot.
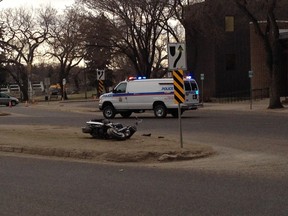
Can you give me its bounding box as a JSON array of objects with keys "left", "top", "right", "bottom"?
[
  {"left": 97, "top": 69, "right": 105, "bottom": 80},
  {"left": 44, "top": 77, "right": 50, "bottom": 86},
  {"left": 200, "top": 73, "right": 205, "bottom": 80},
  {"left": 168, "top": 43, "right": 187, "bottom": 70},
  {"left": 173, "top": 70, "right": 185, "bottom": 104}
]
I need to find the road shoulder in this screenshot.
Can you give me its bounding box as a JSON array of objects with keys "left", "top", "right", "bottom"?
[{"left": 0, "top": 124, "right": 214, "bottom": 163}]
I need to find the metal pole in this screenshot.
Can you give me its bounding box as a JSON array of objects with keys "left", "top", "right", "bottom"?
[
  {"left": 84, "top": 69, "right": 87, "bottom": 99},
  {"left": 178, "top": 103, "right": 183, "bottom": 148},
  {"left": 200, "top": 73, "right": 204, "bottom": 106},
  {"left": 27, "top": 62, "right": 32, "bottom": 102},
  {"left": 250, "top": 78, "right": 253, "bottom": 110},
  {"left": 249, "top": 70, "right": 253, "bottom": 110},
  {"left": 201, "top": 79, "right": 204, "bottom": 106}
]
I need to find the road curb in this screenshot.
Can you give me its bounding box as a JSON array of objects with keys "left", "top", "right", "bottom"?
[{"left": 0, "top": 145, "right": 215, "bottom": 163}]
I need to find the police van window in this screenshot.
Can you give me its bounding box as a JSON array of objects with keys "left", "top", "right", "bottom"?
[
  {"left": 184, "top": 81, "right": 191, "bottom": 91},
  {"left": 114, "top": 83, "right": 127, "bottom": 93}
]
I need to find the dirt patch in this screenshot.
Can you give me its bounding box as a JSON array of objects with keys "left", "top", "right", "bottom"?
[
  {"left": 0, "top": 112, "right": 10, "bottom": 116},
  {"left": 0, "top": 125, "right": 214, "bottom": 163}
]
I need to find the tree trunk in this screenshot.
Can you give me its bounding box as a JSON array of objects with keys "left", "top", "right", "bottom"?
[
  {"left": 19, "top": 67, "right": 29, "bottom": 101},
  {"left": 268, "top": 67, "right": 284, "bottom": 109},
  {"left": 268, "top": 38, "right": 285, "bottom": 109},
  {"left": 21, "top": 88, "right": 29, "bottom": 102}
]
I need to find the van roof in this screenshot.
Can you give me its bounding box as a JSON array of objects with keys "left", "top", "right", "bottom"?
[{"left": 126, "top": 78, "right": 196, "bottom": 82}]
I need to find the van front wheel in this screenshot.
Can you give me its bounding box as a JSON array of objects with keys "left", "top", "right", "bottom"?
[
  {"left": 154, "top": 104, "right": 167, "bottom": 118},
  {"left": 103, "top": 105, "right": 116, "bottom": 119}
]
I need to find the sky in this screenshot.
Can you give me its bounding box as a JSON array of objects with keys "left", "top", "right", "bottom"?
[{"left": 1, "top": 0, "right": 75, "bottom": 10}]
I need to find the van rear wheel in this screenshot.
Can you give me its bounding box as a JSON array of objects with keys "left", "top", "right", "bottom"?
[
  {"left": 103, "top": 105, "right": 116, "bottom": 119},
  {"left": 154, "top": 104, "right": 167, "bottom": 118}
]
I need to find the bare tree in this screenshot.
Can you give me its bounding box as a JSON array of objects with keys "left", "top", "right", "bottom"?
[
  {"left": 77, "top": 0, "right": 177, "bottom": 78},
  {"left": 46, "top": 8, "right": 86, "bottom": 99},
  {"left": 0, "top": 23, "right": 7, "bottom": 85},
  {"left": 0, "top": 7, "right": 56, "bottom": 100},
  {"left": 234, "top": 0, "right": 285, "bottom": 109}
]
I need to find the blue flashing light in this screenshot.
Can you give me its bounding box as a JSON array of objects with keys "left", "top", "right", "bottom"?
[
  {"left": 128, "top": 76, "right": 147, "bottom": 81},
  {"left": 195, "top": 90, "right": 199, "bottom": 95},
  {"left": 137, "top": 76, "right": 146, "bottom": 80}
]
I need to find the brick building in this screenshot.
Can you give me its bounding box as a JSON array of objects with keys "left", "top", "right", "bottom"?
[
  {"left": 250, "top": 21, "right": 288, "bottom": 98},
  {"left": 184, "top": 0, "right": 288, "bottom": 100}
]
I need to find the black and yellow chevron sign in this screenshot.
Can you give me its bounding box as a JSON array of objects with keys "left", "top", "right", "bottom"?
[
  {"left": 173, "top": 70, "right": 185, "bottom": 104},
  {"left": 98, "top": 80, "right": 104, "bottom": 94}
]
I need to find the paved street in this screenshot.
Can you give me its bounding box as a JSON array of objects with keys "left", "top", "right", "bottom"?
[
  {"left": 1, "top": 99, "right": 288, "bottom": 215},
  {"left": 1, "top": 98, "right": 288, "bottom": 172},
  {"left": 1, "top": 155, "right": 288, "bottom": 216}
]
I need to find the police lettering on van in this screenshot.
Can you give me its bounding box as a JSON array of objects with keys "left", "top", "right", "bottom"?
[{"left": 99, "top": 77, "right": 199, "bottom": 118}]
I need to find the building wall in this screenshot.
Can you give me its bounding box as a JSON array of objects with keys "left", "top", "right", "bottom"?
[
  {"left": 184, "top": 0, "right": 288, "bottom": 100},
  {"left": 184, "top": 0, "right": 251, "bottom": 99},
  {"left": 250, "top": 21, "right": 288, "bottom": 97},
  {"left": 186, "top": 31, "right": 216, "bottom": 100},
  {"left": 249, "top": 23, "right": 270, "bottom": 93}
]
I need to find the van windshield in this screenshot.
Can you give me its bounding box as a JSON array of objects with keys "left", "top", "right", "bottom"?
[
  {"left": 184, "top": 81, "right": 198, "bottom": 91},
  {"left": 184, "top": 81, "right": 191, "bottom": 91},
  {"left": 191, "top": 82, "right": 198, "bottom": 90},
  {"left": 113, "top": 83, "right": 127, "bottom": 93}
]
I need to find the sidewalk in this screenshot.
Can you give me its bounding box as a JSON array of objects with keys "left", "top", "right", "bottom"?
[
  {"left": 202, "top": 98, "right": 288, "bottom": 113},
  {"left": 34, "top": 97, "right": 288, "bottom": 113},
  {"left": 2, "top": 97, "right": 288, "bottom": 114}
]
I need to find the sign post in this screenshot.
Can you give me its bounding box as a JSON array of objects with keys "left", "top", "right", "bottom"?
[
  {"left": 62, "top": 78, "right": 66, "bottom": 101},
  {"left": 200, "top": 73, "right": 204, "bottom": 106},
  {"left": 44, "top": 77, "right": 50, "bottom": 103},
  {"left": 249, "top": 70, "right": 253, "bottom": 110},
  {"left": 168, "top": 43, "right": 187, "bottom": 149},
  {"left": 173, "top": 69, "right": 185, "bottom": 148}
]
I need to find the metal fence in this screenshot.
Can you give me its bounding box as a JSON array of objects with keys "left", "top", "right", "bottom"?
[{"left": 214, "top": 88, "right": 269, "bottom": 103}]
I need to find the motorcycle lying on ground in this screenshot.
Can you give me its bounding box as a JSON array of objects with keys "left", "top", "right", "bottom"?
[{"left": 82, "top": 117, "right": 142, "bottom": 140}]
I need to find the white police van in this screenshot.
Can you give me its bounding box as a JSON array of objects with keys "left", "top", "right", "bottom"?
[{"left": 99, "top": 76, "right": 199, "bottom": 118}]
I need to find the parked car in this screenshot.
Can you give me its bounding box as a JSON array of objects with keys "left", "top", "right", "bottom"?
[{"left": 0, "top": 92, "right": 19, "bottom": 106}]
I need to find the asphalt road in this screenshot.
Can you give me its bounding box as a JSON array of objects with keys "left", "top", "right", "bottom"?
[
  {"left": 1, "top": 155, "right": 288, "bottom": 216},
  {"left": 1, "top": 101, "right": 288, "bottom": 215},
  {"left": 1, "top": 102, "right": 288, "bottom": 156}
]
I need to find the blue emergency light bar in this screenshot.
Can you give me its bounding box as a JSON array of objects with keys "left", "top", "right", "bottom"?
[{"left": 128, "top": 76, "right": 147, "bottom": 81}]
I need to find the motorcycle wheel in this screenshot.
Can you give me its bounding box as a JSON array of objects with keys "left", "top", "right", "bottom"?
[
  {"left": 125, "top": 126, "right": 137, "bottom": 139},
  {"left": 107, "top": 128, "right": 126, "bottom": 140}
]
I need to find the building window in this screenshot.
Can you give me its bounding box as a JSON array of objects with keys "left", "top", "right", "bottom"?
[
  {"left": 225, "top": 16, "right": 234, "bottom": 32},
  {"left": 226, "top": 54, "right": 236, "bottom": 70}
]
